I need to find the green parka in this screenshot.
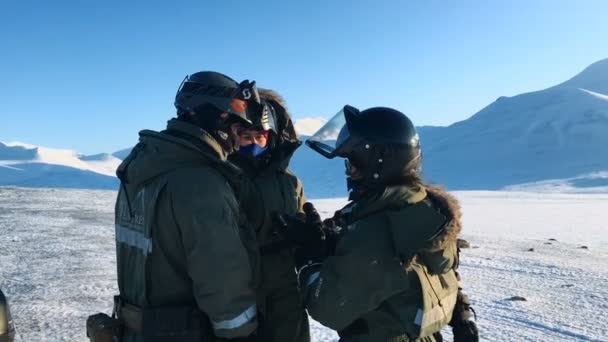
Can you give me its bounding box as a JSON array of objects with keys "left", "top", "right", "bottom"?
[
  {"left": 300, "top": 185, "right": 462, "bottom": 342},
  {"left": 115, "top": 119, "right": 259, "bottom": 341},
  {"left": 229, "top": 89, "right": 310, "bottom": 342}
]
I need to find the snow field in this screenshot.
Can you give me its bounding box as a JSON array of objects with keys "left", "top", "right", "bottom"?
[{"left": 0, "top": 187, "right": 607, "bottom": 341}]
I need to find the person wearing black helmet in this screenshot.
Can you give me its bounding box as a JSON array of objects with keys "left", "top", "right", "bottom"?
[
  {"left": 282, "top": 105, "right": 479, "bottom": 341},
  {"left": 229, "top": 89, "right": 310, "bottom": 342},
  {"left": 104, "top": 71, "right": 263, "bottom": 342}
]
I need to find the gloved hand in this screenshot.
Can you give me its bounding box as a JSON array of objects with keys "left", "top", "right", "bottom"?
[
  {"left": 452, "top": 320, "right": 479, "bottom": 342},
  {"left": 279, "top": 202, "right": 327, "bottom": 269},
  {"left": 450, "top": 290, "right": 479, "bottom": 342},
  {"left": 322, "top": 215, "right": 343, "bottom": 256}
]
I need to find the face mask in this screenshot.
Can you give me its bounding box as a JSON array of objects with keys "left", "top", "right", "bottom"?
[{"left": 239, "top": 143, "right": 268, "bottom": 158}]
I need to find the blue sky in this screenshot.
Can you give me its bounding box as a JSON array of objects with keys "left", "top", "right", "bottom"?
[{"left": 1, "top": 0, "right": 607, "bottom": 154}]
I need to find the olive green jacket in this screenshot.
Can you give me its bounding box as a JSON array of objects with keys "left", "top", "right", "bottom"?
[
  {"left": 229, "top": 88, "right": 310, "bottom": 342},
  {"left": 300, "top": 185, "right": 461, "bottom": 342},
  {"left": 115, "top": 119, "right": 258, "bottom": 340}
]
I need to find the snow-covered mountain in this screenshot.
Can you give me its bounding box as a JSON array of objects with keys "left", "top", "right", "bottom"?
[
  {"left": 0, "top": 142, "right": 119, "bottom": 189},
  {"left": 1, "top": 59, "right": 607, "bottom": 195},
  {"left": 111, "top": 148, "right": 132, "bottom": 160},
  {"left": 0, "top": 119, "right": 333, "bottom": 193},
  {"left": 421, "top": 58, "right": 608, "bottom": 190}
]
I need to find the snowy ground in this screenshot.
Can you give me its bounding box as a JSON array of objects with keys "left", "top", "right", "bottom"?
[{"left": 1, "top": 187, "right": 607, "bottom": 341}]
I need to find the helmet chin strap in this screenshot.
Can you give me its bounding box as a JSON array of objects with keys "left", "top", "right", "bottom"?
[
  {"left": 346, "top": 145, "right": 386, "bottom": 191},
  {"left": 345, "top": 160, "right": 365, "bottom": 193},
  {"left": 346, "top": 176, "right": 362, "bottom": 193},
  {"left": 214, "top": 117, "right": 241, "bottom": 155}
]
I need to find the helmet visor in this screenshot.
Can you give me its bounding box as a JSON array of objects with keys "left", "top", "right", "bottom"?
[{"left": 306, "top": 107, "right": 351, "bottom": 159}]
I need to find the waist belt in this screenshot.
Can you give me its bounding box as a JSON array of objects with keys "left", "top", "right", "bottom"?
[{"left": 118, "top": 302, "right": 144, "bottom": 332}]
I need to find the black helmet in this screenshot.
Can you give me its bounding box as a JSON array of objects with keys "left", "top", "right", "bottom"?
[
  {"left": 174, "top": 71, "right": 269, "bottom": 154},
  {"left": 307, "top": 105, "right": 421, "bottom": 187},
  {"left": 174, "top": 71, "right": 260, "bottom": 126}
]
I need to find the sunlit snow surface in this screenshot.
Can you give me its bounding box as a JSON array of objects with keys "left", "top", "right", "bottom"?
[{"left": 1, "top": 187, "right": 607, "bottom": 341}]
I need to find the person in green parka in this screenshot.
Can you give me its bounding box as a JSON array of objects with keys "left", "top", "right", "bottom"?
[
  {"left": 229, "top": 89, "right": 310, "bottom": 342},
  {"left": 282, "top": 105, "right": 479, "bottom": 342},
  {"left": 112, "top": 71, "right": 264, "bottom": 342}
]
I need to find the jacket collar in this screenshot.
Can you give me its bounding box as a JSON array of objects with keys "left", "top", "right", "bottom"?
[
  {"left": 163, "top": 118, "right": 228, "bottom": 160},
  {"left": 340, "top": 184, "right": 427, "bottom": 224}
]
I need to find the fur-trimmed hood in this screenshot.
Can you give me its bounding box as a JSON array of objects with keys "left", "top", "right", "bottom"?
[
  {"left": 231, "top": 88, "right": 301, "bottom": 172},
  {"left": 338, "top": 183, "right": 462, "bottom": 265},
  {"left": 423, "top": 185, "right": 462, "bottom": 251},
  {"left": 259, "top": 88, "right": 301, "bottom": 159}
]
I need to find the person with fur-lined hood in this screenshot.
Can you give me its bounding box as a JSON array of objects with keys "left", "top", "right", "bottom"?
[
  {"left": 281, "top": 105, "right": 479, "bottom": 341},
  {"left": 229, "top": 89, "right": 311, "bottom": 342}
]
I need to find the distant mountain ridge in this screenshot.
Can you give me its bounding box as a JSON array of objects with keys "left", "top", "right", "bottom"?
[
  {"left": 420, "top": 59, "right": 608, "bottom": 190},
  {"left": 0, "top": 141, "right": 120, "bottom": 189},
  {"left": 2, "top": 59, "right": 608, "bottom": 197}
]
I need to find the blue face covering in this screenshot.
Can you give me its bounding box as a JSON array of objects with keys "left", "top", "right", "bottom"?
[{"left": 240, "top": 143, "right": 268, "bottom": 158}]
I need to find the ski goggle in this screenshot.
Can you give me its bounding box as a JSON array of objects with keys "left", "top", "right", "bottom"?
[{"left": 175, "top": 76, "right": 262, "bottom": 122}]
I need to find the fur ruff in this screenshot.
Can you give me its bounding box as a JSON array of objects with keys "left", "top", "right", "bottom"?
[{"left": 424, "top": 185, "right": 462, "bottom": 251}]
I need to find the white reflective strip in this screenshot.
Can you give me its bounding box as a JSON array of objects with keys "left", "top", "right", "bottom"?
[
  {"left": 414, "top": 308, "right": 424, "bottom": 326},
  {"left": 212, "top": 304, "right": 257, "bottom": 331},
  {"left": 306, "top": 272, "right": 321, "bottom": 287},
  {"left": 116, "top": 224, "right": 152, "bottom": 254},
  {"left": 415, "top": 290, "right": 458, "bottom": 328}
]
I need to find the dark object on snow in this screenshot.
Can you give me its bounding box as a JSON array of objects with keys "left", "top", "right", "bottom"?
[
  {"left": 457, "top": 239, "right": 471, "bottom": 248},
  {"left": 527, "top": 248, "right": 535, "bottom": 252},
  {"left": 544, "top": 242, "right": 552, "bottom": 245},
  {"left": 579, "top": 246, "right": 589, "bottom": 249},
  {"left": 506, "top": 296, "right": 527, "bottom": 302},
  {"left": 561, "top": 284, "right": 574, "bottom": 288},
  {"left": 548, "top": 238, "right": 557, "bottom": 241},
  {"left": 0, "top": 289, "right": 16, "bottom": 342}
]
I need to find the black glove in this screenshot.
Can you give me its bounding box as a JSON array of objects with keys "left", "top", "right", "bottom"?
[
  {"left": 450, "top": 290, "right": 479, "bottom": 342},
  {"left": 322, "top": 216, "right": 343, "bottom": 256},
  {"left": 452, "top": 320, "right": 479, "bottom": 342},
  {"left": 279, "top": 202, "right": 327, "bottom": 269}
]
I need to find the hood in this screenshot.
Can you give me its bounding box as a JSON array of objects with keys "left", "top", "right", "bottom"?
[
  {"left": 341, "top": 184, "right": 428, "bottom": 221},
  {"left": 235, "top": 88, "right": 301, "bottom": 172},
  {"left": 117, "top": 119, "right": 230, "bottom": 187},
  {"left": 338, "top": 184, "right": 461, "bottom": 260},
  {"left": 422, "top": 185, "right": 462, "bottom": 251}
]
